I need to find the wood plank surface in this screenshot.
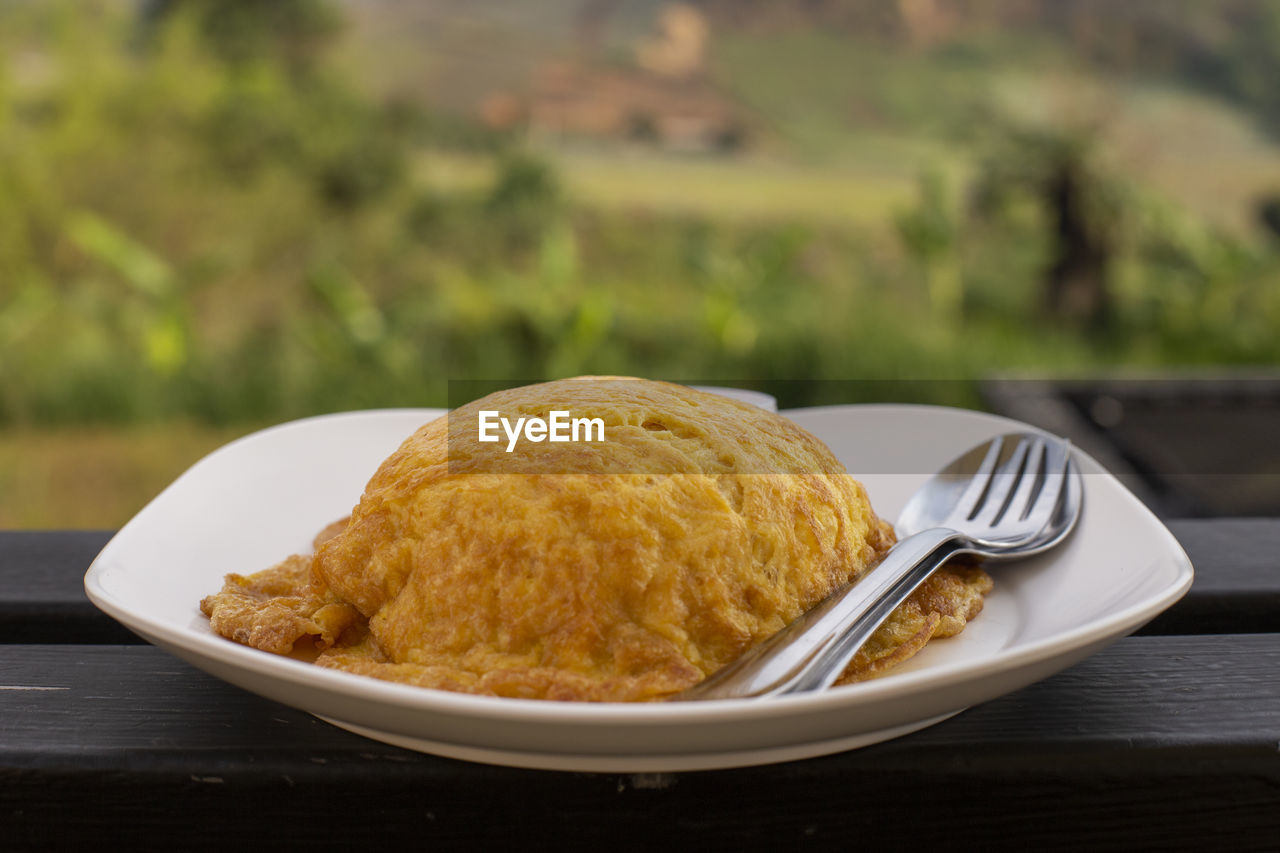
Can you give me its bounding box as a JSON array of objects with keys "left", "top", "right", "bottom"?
[
  {"left": 0, "top": 637, "right": 1277, "bottom": 765},
  {"left": 1143, "top": 519, "right": 1280, "bottom": 635},
  {"left": 1, "top": 638, "right": 1278, "bottom": 850},
  {"left": 2, "top": 519, "right": 1279, "bottom": 850},
  {"left": 0, "top": 530, "right": 135, "bottom": 644},
  {"left": 2, "top": 521, "right": 1278, "bottom": 640}
]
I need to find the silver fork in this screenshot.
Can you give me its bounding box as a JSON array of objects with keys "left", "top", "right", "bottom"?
[{"left": 675, "top": 433, "right": 1080, "bottom": 701}]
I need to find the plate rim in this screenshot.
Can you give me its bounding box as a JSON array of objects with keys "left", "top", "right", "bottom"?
[{"left": 83, "top": 403, "right": 1194, "bottom": 736}]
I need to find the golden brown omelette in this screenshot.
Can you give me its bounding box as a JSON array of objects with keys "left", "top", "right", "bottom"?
[{"left": 202, "top": 378, "right": 991, "bottom": 701}]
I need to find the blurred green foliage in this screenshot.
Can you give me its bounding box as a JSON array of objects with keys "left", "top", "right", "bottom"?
[{"left": 1, "top": 1, "right": 1279, "bottom": 430}]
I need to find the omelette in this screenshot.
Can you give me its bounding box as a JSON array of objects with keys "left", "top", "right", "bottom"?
[{"left": 201, "top": 378, "right": 991, "bottom": 701}]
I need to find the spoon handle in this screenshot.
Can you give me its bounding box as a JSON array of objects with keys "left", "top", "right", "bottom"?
[{"left": 674, "top": 527, "right": 964, "bottom": 701}]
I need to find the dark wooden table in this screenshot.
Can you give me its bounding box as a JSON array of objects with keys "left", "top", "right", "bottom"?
[{"left": 2, "top": 524, "right": 1278, "bottom": 851}]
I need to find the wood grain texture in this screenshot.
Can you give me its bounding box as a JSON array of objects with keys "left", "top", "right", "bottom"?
[
  {"left": 3, "top": 638, "right": 1276, "bottom": 762},
  {"left": 1141, "top": 519, "right": 1280, "bottom": 634},
  {"left": 1, "top": 520, "right": 1278, "bottom": 850},
  {"left": 0, "top": 638, "right": 1277, "bottom": 850},
  {"left": 0, "top": 531, "right": 136, "bottom": 644},
  {"left": 0, "top": 530, "right": 110, "bottom": 600},
  {"left": 2, "top": 522, "right": 1277, "bottom": 641}
]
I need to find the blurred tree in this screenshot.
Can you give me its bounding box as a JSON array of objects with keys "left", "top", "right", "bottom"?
[
  {"left": 138, "top": 0, "right": 409, "bottom": 211},
  {"left": 971, "top": 121, "right": 1120, "bottom": 331},
  {"left": 487, "top": 154, "right": 561, "bottom": 213},
  {"left": 1042, "top": 146, "right": 1114, "bottom": 329},
  {"left": 1259, "top": 195, "right": 1280, "bottom": 242},
  {"left": 138, "top": 0, "right": 341, "bottom": 75},
  {"left": 486, "top": 153, "right": 563, "bottom": 248},
  {"left": 896, "top": 172, "right": 961, "bottom": 321}
]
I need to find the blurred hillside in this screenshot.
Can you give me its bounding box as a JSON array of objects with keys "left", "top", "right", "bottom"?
[
  {"left": 339, "top": 0, "right": 1280, "bottom": 230},
  {"left": 3, "top": 0, "right": 1280, "bottom": 524},
  {"left": 347, "top": 0, "right": 1280, "bottom": 134}
]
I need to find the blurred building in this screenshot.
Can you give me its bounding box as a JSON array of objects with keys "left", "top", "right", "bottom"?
[{"left": 480, "top": 4, "right": 747, "bottom": 153}]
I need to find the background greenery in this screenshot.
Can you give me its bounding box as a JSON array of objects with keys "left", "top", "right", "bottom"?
[{"left": 3, "top": 0, "right": 1280, "bottom": 525}]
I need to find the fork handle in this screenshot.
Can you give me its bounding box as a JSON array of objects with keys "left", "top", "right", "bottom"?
[
  {"left": 674, "top": 527, "right": 965, "bottom": 701},
  {"left": 774, "top": 528, "right": 968, "bottom": 695}
]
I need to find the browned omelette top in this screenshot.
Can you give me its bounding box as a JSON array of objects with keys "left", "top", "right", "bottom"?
[{"left": 202, "top": 378, "right": 989, "bottom": 701}]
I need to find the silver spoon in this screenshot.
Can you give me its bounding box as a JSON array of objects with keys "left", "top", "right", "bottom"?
[{"left": 674, "top": 432, "right": 1082, "bottom": 701}]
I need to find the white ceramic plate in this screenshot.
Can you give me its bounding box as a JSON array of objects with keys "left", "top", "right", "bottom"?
[{"left": 85, "top": 405, "right": 1193, "bottom": 772}]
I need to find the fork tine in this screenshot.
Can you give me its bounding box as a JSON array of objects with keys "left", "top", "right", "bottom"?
[
  {"left": 1019, "top": 438, "right": 1072, "bottom": 534},
  {"left": 1005, "top": 436, "right": 1048, "bottom": 523},
  {"left": 974, "top": 436, "right": 1033, "bottom": 528},
  {"left": 953, "top": 435, "right": 1006, "bottom": 521}
]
